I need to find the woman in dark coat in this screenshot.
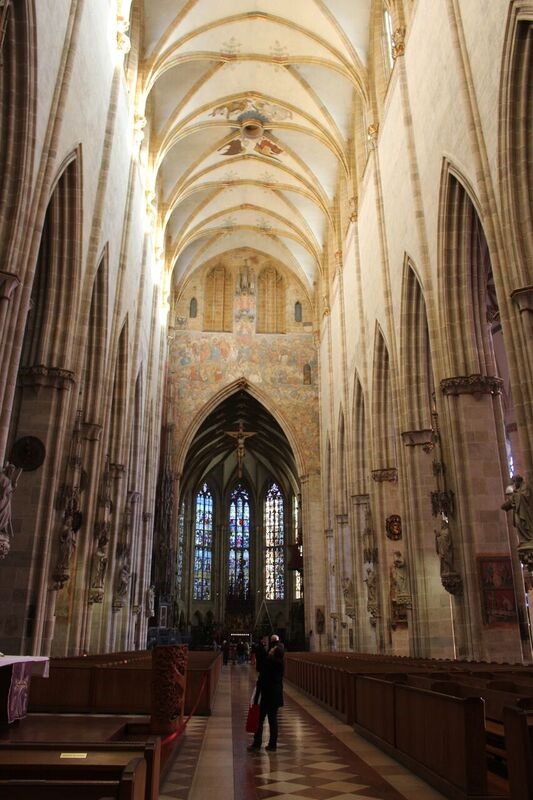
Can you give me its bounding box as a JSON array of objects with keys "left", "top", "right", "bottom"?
[{"left": 248, "top": 645, "right": 284, "bottom": 752}]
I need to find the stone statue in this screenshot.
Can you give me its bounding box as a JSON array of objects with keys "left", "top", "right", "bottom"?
[
  {"left": 145, "top": 584, "right": 155, "bottom": 617},
  {"left": 0, "top": 463, "right": 22, "bottom": 557},
  {"left": 364, "top": 566, "right": 378, "bottom": 618},
  {"left": 116, "top": 555, "right": 131, "bottom": 598},
  {"left": 435, "top": 522, "right": 454, "bottom": 575},
  {"left": 501, "top": 474, "right": 533, "bottom": 544},
  {"left": 342, "top": 576, "right": 356, "bottom": 619},
  {"left": 390, "top": 551, "right": 411, "bottom": 606},
  {"left": 52, "top": 513, "right": 77, "bottom": 589}
]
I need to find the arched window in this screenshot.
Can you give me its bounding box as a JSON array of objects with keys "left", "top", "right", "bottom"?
[
  {"left": 193, "top": 482, "right": 213, "bottom": 599},
  {"left": 265, "top": 482, "right": 285, "bottom": 599},
  {"left": 177, "top": 500, "right": 185, "bottom": 595},
  {"left": 189, "top": 297, "right": 197, "bottom": 318},
  {"left": 294, "top": 301, "right": 302, "bottom": 322},
  {"left": 384, "top": 8, "right": 394, "bottom": 70},
  {"left": 228, "top": 483, "right": 250, "bottom": 600}
]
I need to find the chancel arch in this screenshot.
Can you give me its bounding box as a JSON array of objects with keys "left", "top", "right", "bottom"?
[{"left": 172, "top": 388, "right": 305, "bottom": 647}]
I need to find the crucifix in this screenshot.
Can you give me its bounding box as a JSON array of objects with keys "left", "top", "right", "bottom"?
[{"left": 225, "top": 420, "right": 256, "bottom": 477}]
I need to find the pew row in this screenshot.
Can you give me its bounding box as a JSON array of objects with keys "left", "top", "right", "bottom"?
[
  {"left": 285, "top": 653, "right": 533, "bottom": 799},
  {"left": 28, "top": 649, "right": 222, "bottom": 716},
  {"left": 0, "top": 738, "right": 160, "bottom": 800},
  {"left": 0, "top": 755, "right": 146, "bottom": 800}
]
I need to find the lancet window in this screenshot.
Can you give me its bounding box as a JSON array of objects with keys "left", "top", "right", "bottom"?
[
  {"left": 193, "top": 482, "right": 213, "bottom": 600},
  {"left": 265, "top": 482, "right": 285, "bottom": 599},
  {"left": 228, "top": 483, "right": 250, "bottom": 600}
]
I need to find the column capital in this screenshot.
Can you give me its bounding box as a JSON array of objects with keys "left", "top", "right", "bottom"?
[
  {"left": 371, "top": 467, "right": 398, "bottom": 483},
  {"left": 440, "top": 374, "right": 503, "bottom": 397},
  {"left": 19, "top": 365, "right": 75, "bottom": 391},
  {"left": 0, "top": 270, "right": 21, "bottom": 300},
  {"left": 392, "top": 26, "right": 406, "bottom": 59},
  {"left": 510, "top": 284, "right": 533, "bottom": 314},
  {"left": 400, "top": 429, "right": 434, "bottom": 452}
]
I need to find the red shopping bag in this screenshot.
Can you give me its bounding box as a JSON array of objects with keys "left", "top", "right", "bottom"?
[{"left": 246, "top": 702, "right": 260, "bottom": 733}]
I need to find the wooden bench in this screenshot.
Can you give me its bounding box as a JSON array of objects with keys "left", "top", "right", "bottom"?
[
  {"left": 0, "top": 738, "right": 160, "bottom": 800},
  {"left": 0, "top": 755, "right": 146, "bottom": 800},
  {"left": 504, "top": 705, "right": 533, "bottom": 800}
]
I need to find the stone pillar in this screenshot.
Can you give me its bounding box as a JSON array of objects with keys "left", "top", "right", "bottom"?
[
  {"left": 439, "top": 374, "right": 525, "bottom": 661},
  {"left": 300, "top": 471, "right": 326, "bottom": 652},
  {"left": 399, "top": 429, "right": 456, "bottom": 657}
]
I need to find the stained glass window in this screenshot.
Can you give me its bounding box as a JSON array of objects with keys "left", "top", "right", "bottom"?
[
  {"left": 193, "top": 482, "right": 213, "bottom": 600},
  {"left": 293, "top": 495, "right": 302, "bottom": 600},
  {"left": 176, "top": 501, "right": 185, "bottom": 595},
  {"left": 265, "top": 482, "right": 285, "bottom": 599},
  {"left": 228, "top": 483, "right": 250, "bottom": 600}
]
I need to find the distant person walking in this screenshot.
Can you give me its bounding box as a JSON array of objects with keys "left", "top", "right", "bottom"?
[{"left": 247, "top": 643, "right": 284, "bottom": 752}]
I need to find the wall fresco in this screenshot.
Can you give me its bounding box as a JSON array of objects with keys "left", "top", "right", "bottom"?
[{"left": 169, "top": 330, "right": 319, "bottom": 471}]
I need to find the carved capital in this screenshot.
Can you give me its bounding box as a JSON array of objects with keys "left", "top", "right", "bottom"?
[
  {"left": 517, "top": 543, "right": 533, "bottom": 572},
  {"left": 110, "top": 463, "right": 126, "bottom": 477},
  {"left": 351, "top": 493, "right": 370, "bottom": 505},
  {"left": 392, "top": 26, "right": 406, "bottom": 59},
  {"left": 335, "top": 514, "right": 348, "bottom": 525},
  {"left": 401, "top": 429, "right": 434, "bottom": 452},
  {"left": 367, "top": 123, "right": 379, "bottom": 147},
  {"left": 81, "top": 422, "right": 103, "bottom": 441},
  {"left": 116, "top": 15, "right": 131, "bottom": 55},
  {"left": 19, "top": 365, "right": 75, "bottom": 391},
  {"left": 89, "top": 588, "right": 104, "bottom": 604},
  {"left": 371, "top": 468, "right": 398, "bottom": 483},
  {"left": 510, "top": 285, "right": 533, "bottom": 314},
  {"left": 440, "top": 374, "right": 503, "bottom": 398},
  {"left": 0, "top": 270, "right": 21, "bottom": 301},
  {"left": 142, "top": 511, "right": 153, "bottom": 523}
]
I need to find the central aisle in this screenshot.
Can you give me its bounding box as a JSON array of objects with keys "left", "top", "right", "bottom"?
[{"left": 161, "top": 663, "right": 446, "bottom": 800}]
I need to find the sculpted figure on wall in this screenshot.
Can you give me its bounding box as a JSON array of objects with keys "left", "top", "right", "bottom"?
[
  {"left": 364, "top": 566, "right": 378, "bottom": 624},
  {"left": 0, "top": 463, "right": 22, "bottom": 559},
  {"left": 501, "top": 474, "right": 533, "bottom": 544},
  {"left": 342, "top": 576, "right": 356, "bottom": 619}
]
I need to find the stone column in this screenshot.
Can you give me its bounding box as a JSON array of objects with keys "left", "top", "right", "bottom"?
[
  {"left": 300, "top": 471, "right": 326, "bottom": 652},
  {"left": 439, "top": 374, "right": 525, "bottom": 661}
]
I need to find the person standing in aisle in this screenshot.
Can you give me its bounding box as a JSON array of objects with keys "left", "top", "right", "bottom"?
[{"left": 247, "top": 643, "right": 284, "bottom": 752}]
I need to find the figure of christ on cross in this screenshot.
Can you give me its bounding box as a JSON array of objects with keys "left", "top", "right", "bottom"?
[{"left": 225, "top": 420, "right": 256, "bottom": 477}]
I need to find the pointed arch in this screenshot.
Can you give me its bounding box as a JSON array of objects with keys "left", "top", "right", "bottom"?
[
  {"left": 352, "top": 371, "right": 368, "bottom": 494},
  {"left": 372, "top": 324, "right": 396, "bottom": 468},
  {"left": 0, "top": 0, "right": 36, "bottom": 268},
  {"left": 499, "top": 2, "right": 533, "bottom": 285},
  {"left": 20, "top": 150, "right": 83, "bottom": 369},
  {"left": 108, "top": 320, "right": 129, "bottom": 463},
  {"left": 336, "top": 406, "right": 348, "bottom": 514},
  {"left": 439, "top": 163, "right": 496, "bottom": 376},
  {"left": 175, "top": 378, "right": 307, "bottom": 477},
  {"left": 401, "top": 256, "right": 434, "bottom": 430},
  {"left": 82, "top": 247, "right": 109, "bottom": 425}
]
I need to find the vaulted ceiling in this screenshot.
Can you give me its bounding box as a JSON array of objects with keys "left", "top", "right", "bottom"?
[{"left": 139, "top": 0, "right": 372, "bottom": 294}]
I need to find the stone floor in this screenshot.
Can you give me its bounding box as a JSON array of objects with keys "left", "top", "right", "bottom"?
[{"left": 159, "top": 664, "right": 446, "bottom": 800}]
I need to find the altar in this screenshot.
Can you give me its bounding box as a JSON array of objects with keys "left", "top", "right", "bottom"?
[{"left": 0, "top": 655, "right": 49, "bottom": 724}]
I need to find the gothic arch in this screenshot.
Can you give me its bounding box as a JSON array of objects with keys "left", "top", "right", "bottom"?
[
  {"left": 0, "top": 0, "right": 36, "bottom": 273},
  {"left": 82, "top": 248, "right": 109, "bottom": 428},
  {"left": 336, "top": 407, "right": 348, "bottom": 515},
  {"left": 175, "top": 378, "right": 307, "bottom": 478},
  {"left": 400, "top": 256, "right": 434, "bottom": 430},
  {"left": 107, "top": 320, "right": 129, "bottom": 464},
  {"left": 438, "top": 162, "right": 496, "bottom": 377},
  {"left": 371, "top": 324, "right": 396, "bottom": 469},
  {"left": 499, "top": 2, "right": 533, "bottom": 286},
  {"left": 352, "top": 371, "right": 368, "bottom": 494}
]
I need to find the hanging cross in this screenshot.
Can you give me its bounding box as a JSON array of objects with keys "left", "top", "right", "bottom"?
[{"left": 225, "top": 420, "right": 256, "bottom": 477}]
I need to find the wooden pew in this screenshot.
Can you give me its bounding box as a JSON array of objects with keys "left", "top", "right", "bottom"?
[
  {"left": 503, "top": 704, "right": 533, "bottom": 800},
  {"left": 0, "top": 755, "right": 146, "bottom": 800},
  {"left": 0, "top": 738, "right": 160, "bottom": 800}
]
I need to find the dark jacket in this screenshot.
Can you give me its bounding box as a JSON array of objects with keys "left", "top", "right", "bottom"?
[{"left": 256, "top": 647, "right": 284, "bottom": 709}]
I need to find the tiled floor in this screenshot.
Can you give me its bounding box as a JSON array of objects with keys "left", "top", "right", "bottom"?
[{"left": 160, "top": 665, "right": 446, "bottom": 800}]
